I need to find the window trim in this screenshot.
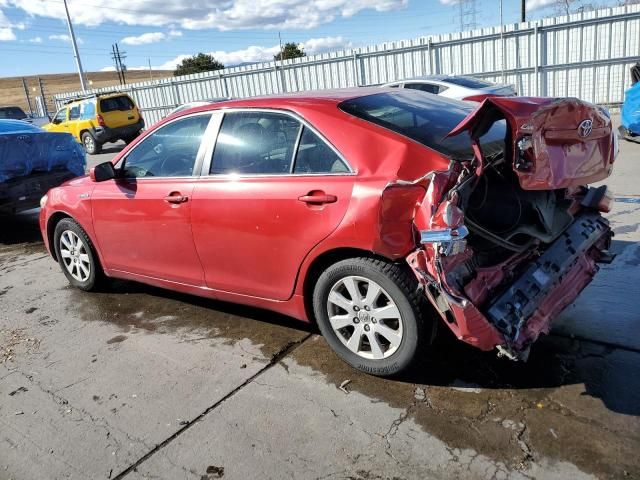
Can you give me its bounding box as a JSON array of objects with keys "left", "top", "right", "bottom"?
[
  {"left": 198, "top": 107, "right": 355, "bottom": 178},
  {"left": 115, "top": 111, "right": 217, "bottom": 181}
]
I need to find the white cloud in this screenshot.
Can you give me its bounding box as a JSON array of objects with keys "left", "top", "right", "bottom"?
[
  {"left": 146, "top": 35, "right": 353, "bottom": 71},
  {"left": 7, "top": 0, "right": 407, "bottom": 30},
  {"left": 28, "top": 36, "right": 42, "bottom": 43},
  {"left": 121, "top": 32, "right": 166, "bottom": 45},
  {"left": 526, "top": 0, "right": 558, "bottom": 9},
  {"left": 0, "top": 10, "right": 16, "bottom": 41},
  {"left": 0, "top": 26, "right": 15, "bottom": 41},
  {"left": 49, "top": 33, "right": 84, "bottom": 44},
  {"left": 120, "top": 30, "right": 182, "bottom": 45},
  {"left": 302, "top": 36, "right": 353, "bottom": 55}
]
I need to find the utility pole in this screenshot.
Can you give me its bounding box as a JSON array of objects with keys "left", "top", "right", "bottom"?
[
  {"left": 110, "top": 43, "right": 127, "bottom": 85},
  {"left": 148, "top": 58, "right": 153, "bottom": 82},
  {"left": 62, "top": 0, "right": 87, "bottom": 92},
  {"left": 521, "top": 0, "right": 526, "bottom": 22},
  {"left": 111, "top": 44, "right": 123, "bottom": 84},
  {"left": 115, "top": 43, "right": 126, "bottom": 85}
]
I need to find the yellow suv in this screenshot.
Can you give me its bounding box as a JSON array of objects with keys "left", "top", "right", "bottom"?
[{"left": 44, "top": 92, "right": 144, "bottom": 155}]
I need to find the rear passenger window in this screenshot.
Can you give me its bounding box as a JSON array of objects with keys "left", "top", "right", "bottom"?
[
  {"left": 68, "top": 105, "right": 81, "bottom": 120},
  {"left": 405, "top": 83, "right": 440, "bottom": 94},
  {"left": 293, "top": 127, "right": 348, "bottom": 174},
  {"left": 80, "top": 101, "right": 96, "bottom": 120},
  {"left": 211, "top": 111, "right": 301, "bottom": 175}
]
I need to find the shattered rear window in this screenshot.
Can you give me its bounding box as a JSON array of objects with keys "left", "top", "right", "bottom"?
[{"left": 339, "top": 90, "right": 506, "bottom": 161}]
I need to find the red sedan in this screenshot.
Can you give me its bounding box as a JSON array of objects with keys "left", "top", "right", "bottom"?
[{"left": 39, "top": 88, "right": 617, "bottom": 376}]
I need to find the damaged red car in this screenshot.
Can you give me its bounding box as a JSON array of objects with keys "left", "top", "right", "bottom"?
[{"left": 39, "top": 88, "right": 617, "bottom": 376}]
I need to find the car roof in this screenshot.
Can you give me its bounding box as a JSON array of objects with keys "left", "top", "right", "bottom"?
[
  {"left": 389, "top": 75, "right": 472, "bottom": 83},
  {"left": 177, "top": 87, "right": 409, "bottom": 114}
]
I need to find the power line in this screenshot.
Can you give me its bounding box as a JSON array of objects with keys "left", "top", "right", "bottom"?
[{"left": 458, "top": 0, "right": 478, "bottom": 32}]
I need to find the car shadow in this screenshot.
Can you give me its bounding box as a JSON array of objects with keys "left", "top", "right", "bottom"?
[
  {"left": 0, "top": 209, "right": 44, "bottom": 246},
  {"left": 79, "top": 268, "right": 640, "bottom": 418},
  {"left": 8, "top": 209, "right": 638, "bottom": 416}
]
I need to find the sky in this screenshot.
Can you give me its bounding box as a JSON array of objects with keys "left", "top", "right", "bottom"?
[{"left": 0, "top": 0, "right": 629, "bottom": 77}]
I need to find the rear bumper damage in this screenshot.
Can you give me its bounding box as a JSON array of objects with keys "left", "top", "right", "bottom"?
[{"left": 407, "top": 210, "right": 613, "bottom": 359}]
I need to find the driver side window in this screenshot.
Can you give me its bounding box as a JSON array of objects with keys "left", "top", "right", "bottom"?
[
  {"left": 121, "top": 114, "right": 211, "bottom": 178},
  {"left": 53, "top": 108, "right": 67, "bottom": 123}
]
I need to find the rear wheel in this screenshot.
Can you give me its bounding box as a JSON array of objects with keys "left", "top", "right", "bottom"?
[
  {"left": 82, "top": 132, "right": 101, "bottom": 155},
  {"left": 53, "top": 218, "right": 103, "bottom": 291},
  {"left": 313, "top": 257, "right": 430, "bottom": 377}
]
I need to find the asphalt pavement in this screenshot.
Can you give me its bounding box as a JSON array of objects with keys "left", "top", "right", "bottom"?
[{"left": 1, "top": 136, "right": 639, "bottom": 479}]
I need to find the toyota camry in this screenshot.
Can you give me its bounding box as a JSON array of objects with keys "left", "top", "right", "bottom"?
[{"left": 39, "top": 88, "right": 617, "bottom": 376}]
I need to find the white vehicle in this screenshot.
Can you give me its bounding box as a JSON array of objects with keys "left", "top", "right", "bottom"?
[
  {"left": 382, "top": 75, "right": 516, "bottom": 102},
  {"left": 165, "top": 98, "right": 229, "bottom": 117}
]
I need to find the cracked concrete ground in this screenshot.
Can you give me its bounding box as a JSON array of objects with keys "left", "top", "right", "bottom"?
[{"left": 1, "top": 138, "right": 639, "bottom": 480}]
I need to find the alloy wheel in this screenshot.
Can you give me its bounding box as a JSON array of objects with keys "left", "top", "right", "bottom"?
[
  {"left": 59, "top": 230, "right": 91, "bottom": 282},
  {"left": 326, "top": 275, "right": 404, "bottom": 360}
]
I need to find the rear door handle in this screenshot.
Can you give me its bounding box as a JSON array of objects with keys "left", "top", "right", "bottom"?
[
  {"left": 298, "top": 192, "right": 337, "bottom": 205},
  {"left": 164, "top": 192, "right": 188, "bottom": 204}
]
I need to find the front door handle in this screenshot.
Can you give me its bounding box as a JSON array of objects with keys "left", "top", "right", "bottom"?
[
  {"left": 164, "top": 192, "right": 188, "bottom": 204},
  {"left": 298, "top": 192, "right": 337, "bottom": 205}
]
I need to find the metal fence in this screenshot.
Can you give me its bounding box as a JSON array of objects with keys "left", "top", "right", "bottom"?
[{"left": 55, "top": 4, "right": 640, "bottom": 126}]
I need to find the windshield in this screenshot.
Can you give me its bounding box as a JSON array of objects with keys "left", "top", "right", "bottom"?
[
  {"left": 338, "top": 90, "right": 506, "bottom": 161},
  {"left": 0, "top": 107, "right": 28, "bottom": 120}
]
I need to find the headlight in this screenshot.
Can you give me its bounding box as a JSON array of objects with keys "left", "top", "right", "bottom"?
[{"left": 39, "top": 194, "right": 48, "bottom": 208}]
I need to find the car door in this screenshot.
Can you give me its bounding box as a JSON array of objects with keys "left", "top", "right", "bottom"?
[
  {"left": 191, "top": 109, "right": 356, "bottom": 301},
  {"left": 67, "top": 103, "right": 82, "bottom": 141},
  {"left": 91, "top": 113, "right": 213, "bottom": 285},
  {"left": 47, "top": 107, "right": 69, "bottom": 133}
]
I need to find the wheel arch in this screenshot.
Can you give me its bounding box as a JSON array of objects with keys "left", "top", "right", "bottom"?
[
  {"left": 301, "top": 247, "right": 398, "bottom": 326},
  {"left": 47, "top": 212, "right": 72, "bottom": 261}
]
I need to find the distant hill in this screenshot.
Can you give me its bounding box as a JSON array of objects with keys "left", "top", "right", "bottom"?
[{"left": 0, "top": 70, "right": 174, "bottom": 115}]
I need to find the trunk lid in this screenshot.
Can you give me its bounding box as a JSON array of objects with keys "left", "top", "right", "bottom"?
[{"left": 448, "top": 96, "right": 616, "bottom": 190}]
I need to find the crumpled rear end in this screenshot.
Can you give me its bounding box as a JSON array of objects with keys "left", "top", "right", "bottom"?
[{"left": 399, "top": 96, "right": 617, "bottom": 358}]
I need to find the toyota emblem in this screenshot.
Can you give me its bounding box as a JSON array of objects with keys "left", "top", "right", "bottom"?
[{"left": 578, "top": 119, "right": 593, "bottom": 138}]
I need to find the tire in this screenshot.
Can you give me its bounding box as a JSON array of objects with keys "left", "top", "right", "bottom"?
[
  {"left": 53, "top": 218, "right": 103, "bottom": 291},
  {"left": 81, "top": 131, "right": 101, "bottom": 155},
  {"left": 313, "top": 257, "right": 430, "bottom": 377},
  {"left": 124, "top": 131, "right": 141, "bottom": 144}
]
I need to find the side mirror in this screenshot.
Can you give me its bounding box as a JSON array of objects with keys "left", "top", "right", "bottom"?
[
  {"left": 90, "top": 161, "right": 116, "bottom": 182},
  {"left": 52, "top": 118, "right": 61, "bottom": 125}
]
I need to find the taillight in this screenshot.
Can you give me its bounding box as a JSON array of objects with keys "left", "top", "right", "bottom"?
[{"left": 96, "top": 114, "right": 106, "bottom": 127}]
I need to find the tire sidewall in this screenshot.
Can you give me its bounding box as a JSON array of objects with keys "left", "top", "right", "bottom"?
[
  {"left": 53, "top": 219, "right": 98, "bottom": 291},
  {"left": 313, "top": 260, "right": 420, "bottom": 377},
  {"left": 82, "top": 132, "right": 98, "bottom": 155}
]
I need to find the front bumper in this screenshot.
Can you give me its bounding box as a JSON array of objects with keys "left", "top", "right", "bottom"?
[
  {"left": 0, "top": 170, "right": 76, "bottom": 215},
  {"left": 408, "top": 212, "right": 613, "bottom": 357}
]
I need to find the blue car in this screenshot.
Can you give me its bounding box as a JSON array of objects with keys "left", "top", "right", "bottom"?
[
  {"left": 0, "top": 119, "right": 85, "bottom": 214},
  {"left": 620, "top": 63, "right": 640, "bottom": 142}
]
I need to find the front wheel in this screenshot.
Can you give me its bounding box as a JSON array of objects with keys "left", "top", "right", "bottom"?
[
  {"left": 313, "top": 257, "right": 430, "bottom": 377},
  {"left": 53, "top": 218, "right": 103, "bottom": 291}
]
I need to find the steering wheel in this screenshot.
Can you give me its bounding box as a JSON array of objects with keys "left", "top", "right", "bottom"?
[{"left": 159, "top": 153, "right": 193, "bottom": 176}]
